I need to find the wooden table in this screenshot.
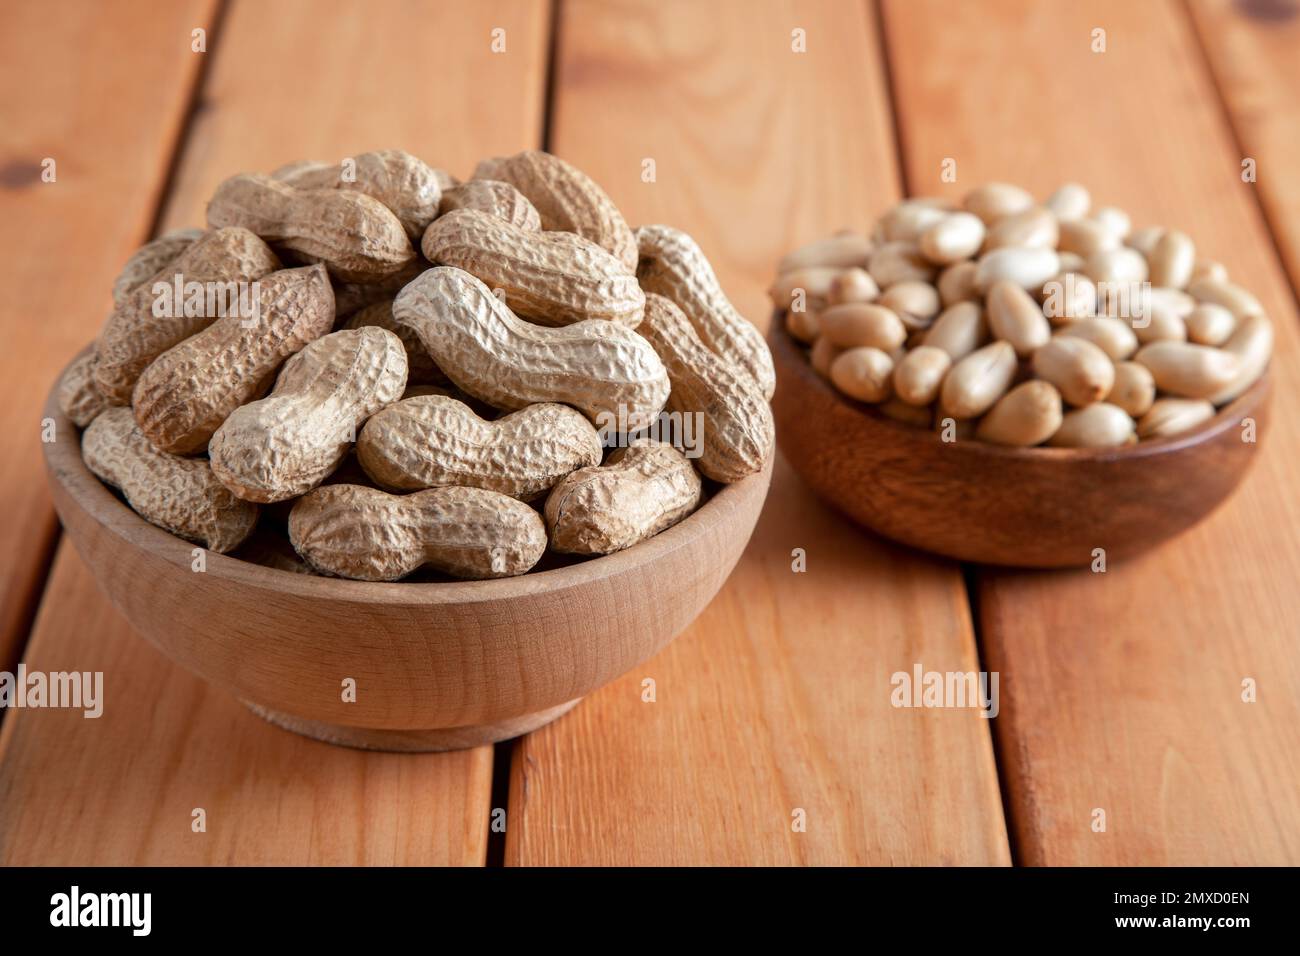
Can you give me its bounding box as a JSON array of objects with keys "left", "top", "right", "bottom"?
[{"left": 1, "top": 0, "right": 1296, "bottom": 866}]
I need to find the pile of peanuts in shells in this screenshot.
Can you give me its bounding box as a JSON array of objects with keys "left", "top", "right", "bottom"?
[
  {"left": 771, "top": 181, "right": 1273, "bottom": 448},
  {"left": 59, "top": 149, "right": 776, "bottom": 581}
]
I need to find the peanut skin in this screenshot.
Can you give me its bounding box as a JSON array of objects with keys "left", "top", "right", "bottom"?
[
  {"left": 94, "top": 227, "right": 281, "bottom": 404},
  {"left": 393, "top": 267, "right": 669, "bottom": 432},
  {"left": 357, "top": 395, "right": 602, "bottom": 500},
  {"left": 57, "top": 353, "right": 110, "bottom": 428},
  {"left": 132, "top": 264, "right": 336, "bottom": 454},
  {"left": 634, "top": 224, "right": 776, "bottom": 399},
  {"left": 636, "top": 293, "right": 774, "bottom": 483},
  {"left": 206, "top": 173, "right": 415, "bottom": 282},
  {"left": 289, "top": 483, "right": 546, "bottom": 581},
  {"left": 82, "top": 407, "right": 258, "bottom": 552},
  {"left": 421, "top": 208, "right": 645, "bottom": 327},
  {"left": 342, "top": 298, "right": 448, "bottom": 385},
  {"left": 545, "top": 440, "right": 702, "bottom": 555},
  {"left": 209, "top": 327, "right": 409, "bottom": 503},
  {"left": 472, "top": 149, "right": 637, "bottom": 269},
  {"left": 438, "top": 179, "right": 541, "bottom": 230},
  {"left": 111, "top": 228, "right": 205, "bottom": 307},
  {"left": 271, "top": 149, "right": 443, "bottom": 241}
]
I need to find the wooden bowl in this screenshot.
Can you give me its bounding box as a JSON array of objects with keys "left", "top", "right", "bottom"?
[
  {"left": 769, "top": 322, "right": 1269, "bottom": 567},
  {"left": 42, "top": 360, "right": 772, "bottom": 751}
]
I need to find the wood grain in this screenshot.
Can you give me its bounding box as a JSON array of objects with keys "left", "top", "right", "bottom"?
[
  {"left": 506, "top": 0, "right": 1010, "bottom": 865},
  {"left": 0, "top": 0, "right": 215, "bottom": 674},
  {"left": 1190, "top": 0, "right": 1300, "bottom": 286},
  {"left": 0, "top": 546, "right": 493, "bottom": 865},
  {"left": 1, "top": 0, "right": 551, "bottom": 864},
  {"left": 883, "top": 0, "right": 1300, "bottom": 864}
]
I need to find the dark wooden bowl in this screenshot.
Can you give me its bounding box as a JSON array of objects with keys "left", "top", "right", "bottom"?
[
  {"left": 769, "top": 321, "right": 1269, "bottom": 568},
  {"left": 42, "top": 357, "right": 772, "bottom": 751}
]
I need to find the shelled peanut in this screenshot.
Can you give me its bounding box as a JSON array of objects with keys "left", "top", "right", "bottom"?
[
  {"left": 770, "top": 182, "right": 1273, "bottom": 447},
  {"left": 61, "top": 149, "right": 775, "bottom": 581}
]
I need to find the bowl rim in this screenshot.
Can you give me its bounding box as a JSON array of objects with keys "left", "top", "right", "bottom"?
[
  {"left": 769, "top": 313, "right": 1268, "bottom": 464},
  {"left": 45, "top": 348, "right": 773, "bottom": 608}
]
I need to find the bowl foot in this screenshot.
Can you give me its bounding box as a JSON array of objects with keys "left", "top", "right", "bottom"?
[{"left": 240, "top": 698, "right": 583, "bottom": 752}]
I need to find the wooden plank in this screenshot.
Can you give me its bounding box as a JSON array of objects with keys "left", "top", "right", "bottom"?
[
  {"left": 882, "top": 0, "right": 1300, "bottom": 865},
  {"left": 506, "top": 0, "right": 1010, "bottom": 866},
  {"left": 0, "top": 548, "right": 494, "bottom": 865},
  {"left": 0, "top": 0, "right": 551, "bottom": 865},
  {"left": 0, "top": 0, "right": 215, "bottom": 674},
  {"left": 1190, "top": 0, "right": 1300, "bottom": 288}
]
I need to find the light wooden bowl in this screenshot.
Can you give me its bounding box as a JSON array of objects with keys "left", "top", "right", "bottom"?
[
  {"left": 42, "top": 362, "right": 772, "bottom": 751},
  {"left": 769, "top": 322, "right": 1269, "bottom": 568}
]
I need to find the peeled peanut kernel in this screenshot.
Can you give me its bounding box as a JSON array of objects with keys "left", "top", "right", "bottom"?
[
  {"left": 1032, "top": 336, "right": 1115, "bottom": 407},
  {"left": 1147, "top": 287, "right": 1197, "bottom": 317},
  {"left": 1085, "top": 246, "right": 1148, "bottom": 285},
  {"left": 1208, "top": 314, "right": 1273, "bottom": 404},
  {"left": 975, "top": 380, "right": 1063, "bottom": 446},
  {"left": 778, "top": 233, "right": 872, "bottom": 273},
  {"left": 1184, "top": 303, "right": 1236, "bottom": 346},
  {"left": 1056, "top": 251, "right": 1087, "bottom": 274},
  {"left": 892, "top": 345, "right": 952, "bottom": 407},
  {"left": 785, "top": 307, "right": 820, "bottom": 344},
  {"left": 1187, "top": 276, "right": 1264, "bottom": 320},
  {"left": 1041, "top": 272, "right": 1097, "bottom": 323},
  {"left": 869, "top": 241, "right": 936, "bottom": 287},
  {"left": 830, "top": 347, "right": 894, "bottom": 403},
  {"left": 828, "top": 267, "right": 880, "bottom": 305},
  {"left": 1126, "top": 226, "right": 1163, "bottom": 258},
  {"left": 877, "top": 201, "right": 950, "bottom": 242},
  {"left": 986, "top": 280, "right": 1051, "bottom": 358},
  {"left": 1137, "top": 399, "right": 1216, "bottom": 439},
  {"left": 1134, "top": 341, "right": 1240, "bottom": 399},
  {"left": 940, "top": 341, "right": 1017, "bottom": 419},
  {"left": 984, "top": 207, "right": 1059, "bottom": 251},
  {"left": 1048, "top": 403, "right": 1135, "bottom": 448},
  {"left": 810, "top": 335, "right": 843, "bottom": 377},
  {"left": 923, "top": 301, "right": 988, "bottom": 360},
  {"left": 769, "top": 266, "right": 841, "bottom": 310},
  {"left": 963, "top": 183, "right": 1034, "bottom": 225},
  {"left": 918, "top": 212, "right": 986, "bottom": 264},
  {"left": 878, "top": 280, "right": 941, "bottom": 329},
  {"left": 1058, "top": 219, "right": 1121, "bottom": 258},
  {"left": 937, "top": 261, "right": 980, "bottom": 306},
  {"left": 1190, "top": 259, "right": 1228, "bottom": 285},
  {"left": 1148, "top": 228, "right": 1195, "bottom": 289},
  {"left": 974, "top": 247, "right": 1060, "bottom": 292},
  {"left": 818, "top": 303, "right": 908, "bottom": 351},
  {"left": 1045, "top": 183, "right": 1090, "bottom": 222},
  {"left": 1057, "top": 317, "right": 1138, "bottom": 361},
  {"left": 1133, "top": 305, "right": 1188, "bottom": 344},
  {"left": 1092, "top": 206, "right": 1131, "bottom": 240},
  {"left": 1106, "top": 361, "right": 1157, "bottom": 418}
]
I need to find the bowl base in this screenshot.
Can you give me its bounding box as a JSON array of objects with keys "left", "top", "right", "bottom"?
[{"left": 240, "top": 698, "right": 583, "bottom": 752}]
